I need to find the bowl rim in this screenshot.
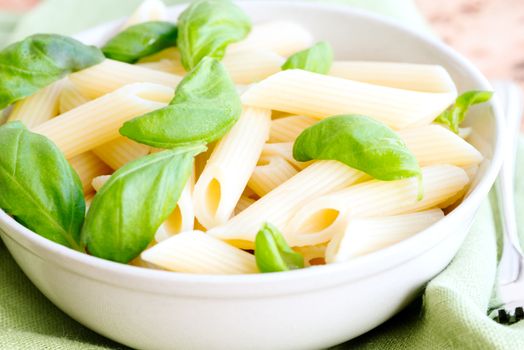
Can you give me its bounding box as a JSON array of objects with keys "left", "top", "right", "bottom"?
[{"left": 0, "top": 1, "right": 505, "bottom": 293}]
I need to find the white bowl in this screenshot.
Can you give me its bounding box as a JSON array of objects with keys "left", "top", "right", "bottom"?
[{"left": 0, "top": 2, "right": 504, "bottom": 349}]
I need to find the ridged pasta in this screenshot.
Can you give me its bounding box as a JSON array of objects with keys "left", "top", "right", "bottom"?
[
  {"left": 248, "top": 155, "right": 298, "bottom": 197},
  {"left": 269, "top": 115, "right": 317, "bottom": 143},
  {"left": 242, "top": 69, "right": 456, "bottom": 129},
  {"left": 325, "top": 209, "right": 444, "bottom": 262},
  {"left": 229, "top": 21, "right": 314, "bottom": 56},
  {"left": 59, "top": 79, "right": 90, "bottom": 114},
  {"left": 93, "top": 136, "right": 151, "bottom": 170},
  {"left": 223, "top": 48, "right": 285, "bottom": 84},
  {"left": 285, "top": 165, "right": 468, "bottom": 246},
  {"left": 69, "top": 59, "right": 182, "bottom": 98},
  {"left": 33, "top": 83, "right": 171, "bottom": 158},
  {"left": 136, "top": 60, "right": 180, "bottom": 74},
  {"left": 69, "top": 152, "right": 112, "bottom": 194},
  {"left": 262, "top": 142, "right": 311, "bottom": 170},
  {"left": 329, "top": 62, "right": 456, "bottom": 93},
  {"left": 122, "top": 0, "right": 167, "bottom": 29},
  {"left": 8, "top": 80, "right": 65, "bottom": 128},
  {"left": 194, "top": 107, "right": 271, "bottom": 229},
  {"left": 234, "top": 195, "right": 256, "bottom": 215},
  {"left": 91, "top": 174, "right": 111, "bottom": 192},
  {"left": 207, "top": 161, "right": 365, "bottom": 248},
  {"left": 400, "top": 124, "right": 483, "bottom": 167},
  {"left": 293, "top": 244, "right": 327, "bottom": 267},
  {"left": 141, "top": 231, "right": 258, "bottom": 274}
]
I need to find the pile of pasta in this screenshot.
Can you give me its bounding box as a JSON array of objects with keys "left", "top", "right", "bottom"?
[{"left": 6, "top": 0, "right": 483, "bottom": 274}]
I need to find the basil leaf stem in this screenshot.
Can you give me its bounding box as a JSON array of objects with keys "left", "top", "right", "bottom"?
[
  {"left": 281, "top": 41, "right": 333, "bottom": 74},
  {"left": 0, "top": 34, "right": 104, "bottom": 109},
  {"left": 0, "top": 122, "right": 85, "bottom": 250},
  {"left": 81, "top": 144, "right": 205, "bottom": 263},
  {"left": 177, "top": 0, "right": 251, "bottom": 70},
  {"left": 102, "top": 21, "right": 178, "bottom": 63},
  {"left": 434, "top": 90, "right": 493, "bottom": 133},
  {"left": 255, "top": 223, "right": 304, "bottom": 273}
]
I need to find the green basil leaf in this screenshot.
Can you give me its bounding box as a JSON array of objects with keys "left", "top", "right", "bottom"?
[
  {"left": 177, "top": 0, "right": 251, "bottom": 70},
  {"left": 435, "top": 90, "right": 493, "bottom": 133},
  {"left": 255, "top": 223, "right": 304, "bottom": 273},
  {"left": 102, "top": 21, "right": 178, "bottom": 63},
  {"left": 293, "top": 115, "right": 421, "bottom": 181},
  {"left": 0, "top": 34, "right": 104, "bottom": 109},
  {"left": 120, "top": 56, "right": 242, "bottom": 148},
  {"left": 81, "top": 144, "right": 205, "bottom": 263},
  {"left": 281, "top": 41, "right": 333, "bottom": 74},
  {"left": 0, "top": 121, "right": 85, "bottom": 250}
]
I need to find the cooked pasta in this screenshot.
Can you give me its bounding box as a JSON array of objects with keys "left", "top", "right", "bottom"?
[
  {"left": 234, "top": 195, "right": 256, "bottom": 215},
  {"left": 93, "top": 137, "right": 151, "bottom": 170},
  {"left": 136, "top": 60, "right": 180, "bottom": 74},
  {"left": 207, "top": 161, "right": 366, "bottom": 248},
  {"left": 122, "top": 0, "right": 167, "bottom": 29},
  {"left": 325, "top": 209, "right": 444, "bottom": 262},
  {"left": 91, "top": 175, "right": 111, "bottom": 192},
  {"left": 33, "top": 83, "right": 171, "bottom": 158},
  {"left": 242, "top": 69, "right": 457, "bottom": 129},
  {"left": 69, "top": 59, "right": 182, "bottom": 98},
  {"left": 293, "top": 244, "right": 327, "bottom": 267},
  {"left": 329, "top": 62, "right": 456, "bottom": 93},
  {"left": 223, "top": 48, "right": 285, "bottom": 84},
  {"left": 8, "top": 80, "right": 65, "bottom": 128},
  {"left": 262, "top": 142, "right": 312, "bottom": 170},
  {"left": 269, "top": 115, "right": 317, "bottom": 143},
  {"left": 69, "top": 152, "right": 112, "bottom": 194},
  {"left": 194, "top": 107, "right": 271, "bottom": 229},
  {"left": 247, "top": 155, "right": 298, "bottom": 197},
  {"left": 284, "top": 165, "right": 468, "bottom": 246},
  {"left": 141, "top": 231, "right": 258, "bottom": 274},
  {"left": 59, "top": 80, "right": 90, "bottom": 114}
]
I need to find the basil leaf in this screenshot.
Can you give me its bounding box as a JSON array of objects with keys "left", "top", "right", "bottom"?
[
  {"left": 81, "top": 144, "right": 205, "bottom": 263},
  {"left": 0, "top": 121, "right": 85, "bottom": 250},
  {"left": 281, "top": 41, "right": 333, "bottom": 74},
  {"left": 255, "top": 223, "right": 304, "bottom": 273},
  {"left": 177, "top": 0, "right": 251, "bottom": 70},
  {"left": 102, "top": 21, "right": 178, "bottom": 63},
  {"left": 0, "top": 34, "right": 104, "bottom": 109},
  {"left": 293, "top": 115, "right": 421, "bottom": 181},
  {"left": 120, "top": 56, "right": 241, "bottom": 148},
  {"left": 435, "top": 90, "right": 493, "bottom": 133}
]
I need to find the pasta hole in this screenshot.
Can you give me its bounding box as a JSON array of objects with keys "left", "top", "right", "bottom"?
[
  {"left": 298, "top": 209, "right": 339, "bottom": 233},
  {"left": 164, "top": 206, "right": 183, "bottom": 233},
  {"left": 206, "top": 178, "right": 221, "bottom": 216}
]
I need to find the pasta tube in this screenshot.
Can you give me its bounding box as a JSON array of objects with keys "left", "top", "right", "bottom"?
[
  {"left": 207, "top": 161, "right": 365, "bottom": 248},
  {"left": 329, "top": 62, "right": 456, "bottom": 93},
  {"left": 8, "top": 80, "right": 64, "bottom": 128},
  {"left": 194, "top": 107, "right": 271, "bottom": 228},
  {"left": 222, "top": 48, "right": 285, "bottom": 84},
  {"left": 141, "top": 231, "right": 258, "bottom": 274},
  {"left": 59, "top": 79, "right": 90, "bottom": 114},
  {"left": 69, "top": 59, "right": 182, "bottom": 98},
  {"left": 247, "top": 155, "right": 298, "bottom": 197},
  {"left": 234, "top": 195, "right": 256, "bottom": 215},
  {"left": 285, "top": 165, "right": 468, "bottom": 246},
  {"left": 269, "top": 115, "right": 317, "bottom": 143},
  {"left": 93, "top": 136, "right": 151, "bottom": 170},
  {"left": 262, "top": 142, "right": 312, "bottom": 170},
  {"left": 33, "top": 83, "right": 171, "bottom": 158},
  {"left": 242, "top": 69, "right": 457, "bottom": 129},
  {"left": 69, "top": 152, "right": 112, "bottom": 194},
  {"left": 325, "top": 209, "right": 444, "bottom": 262}
]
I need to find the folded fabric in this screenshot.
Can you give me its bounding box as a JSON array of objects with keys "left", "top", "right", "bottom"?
[{"left": 0, "top": 1, "right": 520, "bottom": 349}]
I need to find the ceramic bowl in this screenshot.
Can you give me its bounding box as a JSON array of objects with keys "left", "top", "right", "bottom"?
[{"left": 0, "top": 2, "right": 504, "bottom": 349}]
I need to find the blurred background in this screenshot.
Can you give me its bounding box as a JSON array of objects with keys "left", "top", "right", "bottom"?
[{"left": 1, "top": 0, "right": 523, "bottom": 92}]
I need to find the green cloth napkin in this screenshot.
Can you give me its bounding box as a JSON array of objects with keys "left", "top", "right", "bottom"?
[{"left": 0, "top": 1, "right": 521, "bottom": 349}]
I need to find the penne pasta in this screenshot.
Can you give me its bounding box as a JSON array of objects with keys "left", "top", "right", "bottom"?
[
  {"left": 93, "top": 136, "right": 151, "bottom": 170},
  {"left": 325, "top": 209, "right": 444, "bottom": 262},
  {"left": 207, "top": 161, "right": 366, "bottom": 248},
  {"left": 59, "top": 79, "right": 90, "bottom": 114},
  {"left": 69, "top": 152, "right": 112, "bottom": 194},
  {"left": 8, "top": 80, "right": 65, "bottom": 128},
  {"left": 91, "top": 175, "right": 111, "bottom": 192},
  {"left": 194, "top": 107, "right": 271, "bottom": 229},
  {"left": 234, "top": 195, "right": 256, "bottom": 215},
  {"left": 141, "top": 231, "right": 258, "bottom": 274},
  {"left": 269, "top": 115, "right": 317, "bottom": 143},
  {"left": 285, "top": 165, "right": 468, "bottom": 246},
  {"left": 399, "top": 124, "right": 483, "bottom": 167},
  {"left": 69, "top": 59, "right": 182, "bottom": 98},
  {"left": 262, "top": 142, "right": 311, "bottom": 170},
  {"left": 293, "top": 244, "right": 327, "bottom": 267},
  {"left": 33, "top": 83, "right": 171, "bottom": 158},
  {"left": 329, "top": 62, "right": 456, "bottom": 93},
  {"left": 136, "top": 60, "right": 181, "bottom": 74},
  {"left": 222, "top": 48, "right": 285, "bottom": 84},
  {"left": 122, "top": 0, "right": 167, "bottom": 29},
  {"left": 229, "top": 21, "right": 314, "bottom": 56},
  {"left": 242, "top": 69, "right": 456, "bottom": 129},
  {"left": 248, "top": 155, "right": 298, "bottom": 197}
]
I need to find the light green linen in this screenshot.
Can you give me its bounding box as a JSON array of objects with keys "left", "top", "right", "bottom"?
[{"left": 0, "top": 1, "right": 519, "bottom": 349}]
